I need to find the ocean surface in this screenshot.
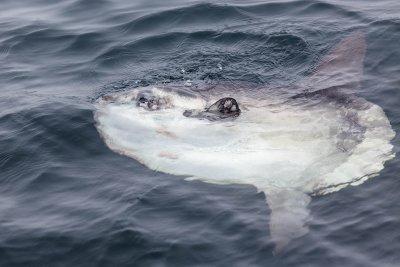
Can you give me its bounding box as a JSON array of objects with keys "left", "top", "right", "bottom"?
[{"left": 1, "top": 0, "right": 400, "bottom": 266}]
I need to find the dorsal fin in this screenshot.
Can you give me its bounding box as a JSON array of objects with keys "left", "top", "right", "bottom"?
[{"left": 300, "top": 31, "right": 367, "bottom": 94}]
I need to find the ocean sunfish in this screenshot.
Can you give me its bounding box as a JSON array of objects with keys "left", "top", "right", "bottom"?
[{"left": 94, "top": 32, "right": 395, "bottom": 253}]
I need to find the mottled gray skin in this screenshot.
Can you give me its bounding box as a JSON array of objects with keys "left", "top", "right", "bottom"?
[{"left": 183, "top": 97, "right": 241, "bottom": 121}]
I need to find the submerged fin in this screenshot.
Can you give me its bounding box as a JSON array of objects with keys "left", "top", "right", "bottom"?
[
  {"left": 263, "top": 188, "right": 311, "bottom": 253},
  {"left": 298, "top": 31, "right": 366, "bottom": 96}
]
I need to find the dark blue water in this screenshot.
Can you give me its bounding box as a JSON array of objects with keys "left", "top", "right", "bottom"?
[{"left": 1, "top": 0, "right": 400, "bottom": 266}]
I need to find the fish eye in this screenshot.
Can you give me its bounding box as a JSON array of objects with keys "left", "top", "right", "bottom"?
[
  {"left": 224, "top": 99, "right": 232, "bottom": 108},
  {"left": 138, "top": 97, "right": 147, "bottom": 103}
]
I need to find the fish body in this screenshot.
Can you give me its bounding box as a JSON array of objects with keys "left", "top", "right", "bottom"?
[{"left": 94, "top": 32, "right": 395, "bottom": 252}]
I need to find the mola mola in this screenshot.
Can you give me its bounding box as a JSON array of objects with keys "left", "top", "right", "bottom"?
[{"left": 94, "top": 32, "right": 395, "bottom": 253}]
